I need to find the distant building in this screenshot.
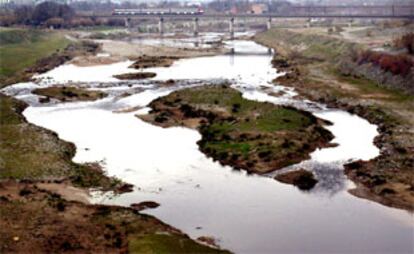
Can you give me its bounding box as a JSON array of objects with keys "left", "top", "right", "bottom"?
[
  {"left": 250, "top": 4, "right": 268, "bottom": 14},
  {"left": 230, "top": 6, "right": 238, "bottom": 15}
]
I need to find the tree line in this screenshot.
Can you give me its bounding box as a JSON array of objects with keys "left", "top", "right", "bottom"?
[
  {"left": 0, "top": 1, "right": 126, "bottom": 28},
  {"left": 2, "top": 2, "right": 75, "bottom": 27}
]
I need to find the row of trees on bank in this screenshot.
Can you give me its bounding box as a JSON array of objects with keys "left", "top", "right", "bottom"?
[
  {"left": 0, "top": 1, "right": 129, "bottom": 28},
  {"left": 2, "top": 2, "right": 75, "bottom": 27}
]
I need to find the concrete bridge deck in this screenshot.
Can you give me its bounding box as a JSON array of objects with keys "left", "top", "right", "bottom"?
[
  {"left": 84, "top": 13, "right": 414, "bottom": 19},
  {"left": 81, "top": 4, "right": 414, "bottom": 20},
  {"left": 80, "top": 6, "right": 413, "bottom": 38}
]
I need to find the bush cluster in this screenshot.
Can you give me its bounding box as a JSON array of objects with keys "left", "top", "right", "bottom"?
[
  {"left": 394, "top": 33, "right": 414, "bottom": 55},
  {"left": 357, "top": 50, "right": 413, "bottom": 76}
]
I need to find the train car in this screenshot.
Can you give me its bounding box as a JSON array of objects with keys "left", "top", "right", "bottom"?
[{"left": 112, "top": 8, "right": 204, "bottom": 16}]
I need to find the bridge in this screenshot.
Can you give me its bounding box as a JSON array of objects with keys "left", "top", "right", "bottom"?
[{"left": 80, "top": 5, "right": 414, "bottom": 38}]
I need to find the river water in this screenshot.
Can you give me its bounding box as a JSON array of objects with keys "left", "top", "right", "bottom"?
[{"left": 2, "top": 37, "right": 413, "bottom": 253}]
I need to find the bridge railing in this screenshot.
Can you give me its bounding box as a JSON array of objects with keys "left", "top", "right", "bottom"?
[
  {"left": 78, "top": 5, "right": 414, "bottom": 18},
  {"left": 285, "top": 5, "right": 414, "bottom": 17}
]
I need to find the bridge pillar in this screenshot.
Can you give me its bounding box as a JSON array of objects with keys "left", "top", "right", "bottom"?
[
  {"left": 229, "top": 17, "right": 234, "bottom": 40},
  {"left": 348, "top": 19, "right": 353, "bottom": 28},
  {"left": 124, "top": 18, "right": 130, "bottom": 28},
  {"left": 266, "top": 17, "right": 272, "bottom": 30},
  {"left": 194, "top": 17, "right": 199, "bottom": 36},
  {"left": 306, "top": 18, "right": 311, "bottom": 28},
  {"left": 159, "top": 17, "right": 164, "bottom": 35}
]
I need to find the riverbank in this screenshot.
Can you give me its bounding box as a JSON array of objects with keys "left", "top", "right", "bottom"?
[
  {"left": 254, "top": 25, "right": 414, "bottom": 211},
  {"left": 0, "top": 29, "right": 70, "bottom": 86},
  {"left": 139, "top": 85, "right": 334, "bottom": 176},
  {"left": 0, "top": 28, "right": 230, "bottom": 252},
  {"left": 0, "top": 94, "right": 121, "bottom": 190},
  {"left": 0, "top": 29, "right": 102, "bottom": 88},
  {"left": 1, "top": 94, "right": 230, "bottom": 252},
  {"left": 0, "top": 180, "right": 228, "bottom": 253}
]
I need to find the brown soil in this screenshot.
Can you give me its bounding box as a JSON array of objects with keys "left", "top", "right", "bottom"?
[
  {"left": 197, "top": 236, "right": 219, "bottom": 248},
  {"left": 0, "top": 181, "right": 217, "bottom": 253},
  {"left": 100, "top": 39, "right": 229, "bottom": 59},
  {"left": 275, "top": 169, "right": 318, "bottom": 190},
  {"left": 35, "top": 182, "right": 90, "bottom": 203},
  {"left": 129, "top": 55, "right": 179, "bottom": 69},
  {"left": 113, "top": 72, "right": 156, "bottom": 80},
  {"left": 130, "top": 201, "right": 160, "bottom": 211},
  {"left": 33, "top": 86, "right": 107, "bottom": 102},
  {"left": 70, "top": 55, "right": 123, "bottom": 66}
]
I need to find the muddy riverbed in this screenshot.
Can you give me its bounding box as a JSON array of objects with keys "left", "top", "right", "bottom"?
[{"left": 2, "top": 37, "right": 413, "bottom": 253}]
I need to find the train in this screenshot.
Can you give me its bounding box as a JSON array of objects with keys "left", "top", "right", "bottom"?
[{"left": 112, "top": 8, "right": 204, "bottom": 16}]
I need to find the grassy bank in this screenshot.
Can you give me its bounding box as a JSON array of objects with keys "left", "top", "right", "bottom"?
[
  {"left": 254, "top": 28, "right": 358, "bottom": 62},
  {"left": 255, "top": 27, "right": 413, "bottom": 96},
  {"left": 141, "top": 85, "right": 333, "bottom": 175},
  {"left": 0, "top": 28, "right": 110, "bottom": 187},
  {"left": 0, "top": 28, "right": 70, "bottom": 81},
  {"left": 254, "top": 27, "right": 414, "bottom": 112},
  {"left": 0, "top": 94, "right": 122, "bottom": 190},
  {"left": 254, "top": 27, "right": 414, "bottom": 211}
]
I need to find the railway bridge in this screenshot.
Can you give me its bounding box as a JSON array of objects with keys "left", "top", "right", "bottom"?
[{"left": 81, "top": 5, "right": 414, "bottom": 38}]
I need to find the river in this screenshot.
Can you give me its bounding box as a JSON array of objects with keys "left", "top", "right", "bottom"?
[{"left": 2, "top": 36, "right": 413, "bottom": 253}]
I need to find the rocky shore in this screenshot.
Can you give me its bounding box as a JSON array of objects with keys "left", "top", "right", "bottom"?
[
  {"left": 271, "top": 51, "right": 413, "bottom": 211},
  {"left": 0, "top": 181, "right": 228, "bottom": 253},
  {"left": 254, "top": 27, "right": 414, "bottom": 211},
  {"left": 275, "top": 169, "right": 318, "bottom": 190}
]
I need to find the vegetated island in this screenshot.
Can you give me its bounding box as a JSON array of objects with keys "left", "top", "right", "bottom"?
[{"left": 139, "top": 85, "right": 334, "bottom": 175}]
